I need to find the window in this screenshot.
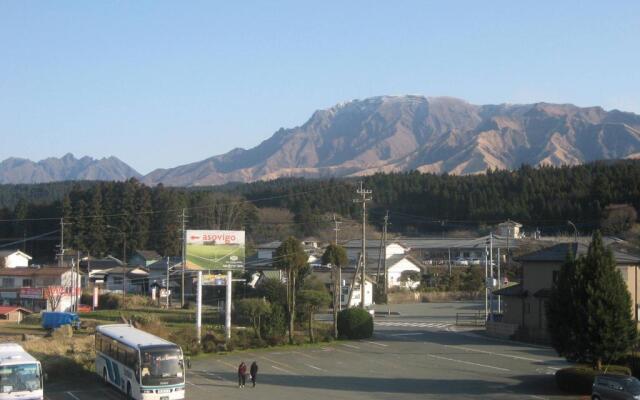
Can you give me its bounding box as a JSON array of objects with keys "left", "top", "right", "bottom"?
[
  {"left": 1, "top": 278, "right": 15, "bottom": 288},
  {"left": 22, "top": 279, "right": 32, "bottom": 288},
  {"left": 112, "top": 277, "right": 123, "bottom": 285},
  {"left": 552, "top": 271, "right": 559, "bottom": 284}
]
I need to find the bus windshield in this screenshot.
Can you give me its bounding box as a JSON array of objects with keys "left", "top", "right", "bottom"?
[
  {"left": 140, "top": 347, "right": 183, "bottom": 386},
  {"left": 0, "top": 363, "right": 42, "bottom": 393}
]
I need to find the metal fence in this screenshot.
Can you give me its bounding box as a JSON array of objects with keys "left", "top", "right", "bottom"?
[{"left": 455, "top": 312, "right": 486, "bottom": 327}]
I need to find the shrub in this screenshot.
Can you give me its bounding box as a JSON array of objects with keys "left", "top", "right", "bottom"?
[
  {"left": 98, "top": 293, "right": 123, "bottom": 310},
  {"left": 337, "top": 308, "right": 373, "bottom": 339},
  {"left": 260, "top": 304, "right": 286, "bottom": 342},
  {"left": 555, "top": 366, "right": 631, "bottom": 394},
  {"left": 124, "top": 295, "right": 155, "bottom": 309}
]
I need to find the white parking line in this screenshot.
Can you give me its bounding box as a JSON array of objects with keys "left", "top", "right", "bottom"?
[
  {"left": 390, "top": 332, "right": 424, "bottom": 336},
  {"left": 305, "top": 363, "right": 325, "bottom": 371},
  {"left": 65, "top": 392, "right": 81, "bottom": 400},
  {"left": 363, "top": 340, "right": 388, "bottom": 347},
  {"left": 340, "top": 343, "right": 360, "bottom": 349},
  {"left": 444, "top": 344, "right": 544, "bottom": 363},
  {"left": 427, "top": 354, "right": 510, "bottom": 372},
  {"left": 271, "top": 365, "right": 295, "bottom": 374}
]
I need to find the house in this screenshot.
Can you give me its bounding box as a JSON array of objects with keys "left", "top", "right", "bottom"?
[
  {"left": 0, "top": 306, "right": 32, "bottom": 323},
  {"left": 79, "top": 255, "right": 123, "bottom": 274},
  {"left": 129, "top": 250, "right": 161, "bottom": 268},
  {"left": 385, "top": 255, "right": 423, "bottom": 289},
  {"left": 343, "top": 240, "right": 408, "bottom": 264},
  {"left": 91, "top": 266, "right": 149, "bottom": 294},
  {"left": 0, "top": 250, "right": 32, "bottom": 269},
  {"left": 0, "top": 267, "right": 81, "bottom": 312},
  {"left": 491, "top": 242, "right": 640, "bottom": 342},
  {"left": 497, "top": 220, "right": 524, "bottom": 239},
  {"left": 253, "top": 240, "right": 324, "bottom": 270},
  {"left": 342, "top": 276, "right": 374, "bottom": 308}
]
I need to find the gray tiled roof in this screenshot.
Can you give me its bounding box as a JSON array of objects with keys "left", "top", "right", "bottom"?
[{"left": 518, "top": 242, "right": 640, "bottom": 265}]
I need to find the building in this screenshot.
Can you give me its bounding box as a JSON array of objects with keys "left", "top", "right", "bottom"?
[
  {"left": 0, "top": 250, "right": 32, "bottom": 269},
  {"left": 341, "top": 277, "right": 374, "bottom": 308},
  {"left": 497, "top": 220, "right": 524, "bottom": 239},
  {"left": 386, "top": 255, "right": 423, "bottom": 289},
  {"left": 90, "top": 266, "right": 149, "bottom": 294},
  {"left": 0, "top": 306, "right": 32, "bottom": 323},
  {"left": 0, "top": 267, "right": 81, "bottom": 312},
  {"left": 253, "top": 240, "right": 325, "bottom": 270},
  {"left": 129, "top": 250, "right": 161, "bottom": 268},
  {"left": 491, "top": 242, "right": 640, "bottom": 342}
]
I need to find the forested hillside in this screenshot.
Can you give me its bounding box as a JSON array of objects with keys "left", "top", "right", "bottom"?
[{"left": 0, "top": 160, "right": 639, "bottom": 262}]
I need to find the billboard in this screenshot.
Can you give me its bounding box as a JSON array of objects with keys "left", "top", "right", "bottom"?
[{"left": 186, "top": 230, "right": 245, "bottom": 270}]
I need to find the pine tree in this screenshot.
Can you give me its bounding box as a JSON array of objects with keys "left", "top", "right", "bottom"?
[
  {"left": 88, "top": 187, "right": 107, "bottom": 257},
  {"left": 582, "top": 232, "right": 637, "bottom": 369},
  {"left": 546, "top": 232, "right": 637, "bottom": 370}
]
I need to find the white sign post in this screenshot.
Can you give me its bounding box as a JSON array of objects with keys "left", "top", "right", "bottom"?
[{"left": 225, "top": 270, "right": 232, "bottom": 342}]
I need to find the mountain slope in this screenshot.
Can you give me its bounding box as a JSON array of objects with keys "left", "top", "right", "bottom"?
[
  {"left": 0, "top": 153, "right": 141, "bottom": 184},
  {"left": 143, "top": 96, "right": 640, "bottom": 186}
]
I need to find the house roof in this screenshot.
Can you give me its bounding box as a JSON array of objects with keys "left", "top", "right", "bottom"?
[
  {"left": 498, "top": 220, "right": 523, "bottom": 228},
  {"left": 0, "top": 267, "right": 71, "bottom": 277},
  {"left": 132, "top": 250, "right": 161, "bottom": 261},
  {"left": 492, "top": 283, "right": 526, "bottom": 297},
  {"left": 517, "top": 242, "right": 640, "bottom": 265},
  {"left": 147, "top": 257, "right": 183, "bottom": 271},
  {"left": 256, "top": 241, "right": 282, "bottom": 250},
  {"left": 0, "top": 250, "right": 32, "bottom": 260},
  {"left": 0, "top": 306, "right": 32, "bottom": 315}
]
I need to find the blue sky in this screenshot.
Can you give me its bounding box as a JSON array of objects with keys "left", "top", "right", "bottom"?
[{"left": 1, "top": 1, "right": 639, "bottom": 174}]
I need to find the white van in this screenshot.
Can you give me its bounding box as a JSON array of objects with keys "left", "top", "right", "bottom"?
[{"left": 0, "top": 343, "right": 43, "bottom": 400}]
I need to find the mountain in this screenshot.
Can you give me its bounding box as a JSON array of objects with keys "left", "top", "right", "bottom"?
[
  {"left": 0, "top": 153, "right": 141, "bottom": 184},
  {"left": 142, "top": 95, "right": 640, "bottom": 186}
]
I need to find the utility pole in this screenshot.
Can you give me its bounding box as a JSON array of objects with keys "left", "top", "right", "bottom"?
[
  {"left": 58, "top": 218, "right": 71, "bottom": 268},
  {"left": 489, "top": 232, "right": 494, "bottom": 322},
  {"left": 181, "top": 209, "right": 188, "bottom": 307},
  {"left": 382, "top": 211, "right": 390, "bottom": 300},
  {"left": 166, "top": 256, "right": 170, "bottom": 308},
  {"left": 332, "top": 214, "right": 343, "bottom": 311},
  {"left": 353, "top": 182, "right": 372, "bottom": 308}
]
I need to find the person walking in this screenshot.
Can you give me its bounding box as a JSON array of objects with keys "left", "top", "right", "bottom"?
[
  {"left": 250, "top": 361, "right": 258, "bottom": 387},
  {"left": 238, "top": 362, "right": 247, "bottom": 388}
]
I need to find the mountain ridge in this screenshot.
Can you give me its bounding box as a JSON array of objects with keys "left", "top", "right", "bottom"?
[{"left": 2, "top": 95, "right": 640, "bottom": 186}]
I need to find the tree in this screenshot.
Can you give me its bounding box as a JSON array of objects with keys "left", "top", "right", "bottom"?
[
  {"left": 601, "top": 204, "right": 637, "bottom": 235},
  {"left": 322, "top": 243, "right": 348, "bottom": 338},
  {"left": 235, "top": 298, "right": 271, "bottom": 340},
  {"left": 399, "top": 270, "right": 421, "bottom": 288},
  {"left": 256, "top": 277, "right": 287, "bottom": 308},
  {"left": 546, "top": 232, "right": 637, "bottom": 370},
  {"left": 273, "top": 237, "right": 308, "bottom": 344},
  {"left": 297, "top": 290, "right": 331, "bottom": 342},
  {"left": 44, "top": 286, "right": 65, "bottom": 311}
]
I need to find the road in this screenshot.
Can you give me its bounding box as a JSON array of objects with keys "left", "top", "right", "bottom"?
[{"left": 45, "top": 302, "right": 578, "bottom": 400}]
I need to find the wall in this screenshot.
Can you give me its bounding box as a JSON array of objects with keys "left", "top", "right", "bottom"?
[{"left": 4, "top": 254, "right": 29, "bottom": 269}]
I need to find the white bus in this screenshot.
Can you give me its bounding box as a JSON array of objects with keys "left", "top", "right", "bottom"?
[
  {"left": 0, "top": 343, "right": 43, "bottom": 400},
  {"left": 96, "top": 324, "right": 186, "bottom": 400}
]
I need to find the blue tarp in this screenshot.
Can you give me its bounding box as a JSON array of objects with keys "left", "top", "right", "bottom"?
[{"left": 41, "top": 312, "right": 80, "bottom": 329}]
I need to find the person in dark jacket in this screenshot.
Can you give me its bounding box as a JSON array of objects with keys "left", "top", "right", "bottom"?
[
  {"left": 238, "top": 362, "right": 247, "bottom": 388},
  {"left": 250, "top": 361, "right": 258, "bottom": 387}
]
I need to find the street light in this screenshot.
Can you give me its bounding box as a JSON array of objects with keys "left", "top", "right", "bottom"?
[{"left": 106, "top": 225, "right": 127, "bottom": 304}]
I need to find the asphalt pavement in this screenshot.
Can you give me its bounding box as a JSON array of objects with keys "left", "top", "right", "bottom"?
[{"left": 45, "top": 302, "right": 580, "bottom": 400}]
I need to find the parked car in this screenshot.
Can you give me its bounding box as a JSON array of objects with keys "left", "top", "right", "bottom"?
[
  {"left": 592, "top": 374, "right": 640, "bottom": 399},
  {"left": 454, "top": 258, "right": 469, "bottom": 266}
]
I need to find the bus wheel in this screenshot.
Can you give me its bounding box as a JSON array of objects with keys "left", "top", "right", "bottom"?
[
  {"left": 102, "top": 368, "right": 108, "bottom": 386},
  {"left": 126, "top": 382, "right": 132, "bottom": 400}
]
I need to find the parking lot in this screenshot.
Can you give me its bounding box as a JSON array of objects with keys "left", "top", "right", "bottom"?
[{"left": 45, "top": 302, "right": 579, "bottom": 400}]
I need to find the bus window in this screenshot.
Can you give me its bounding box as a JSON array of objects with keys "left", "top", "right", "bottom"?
[
  {"left": 140, "top": 347, "right": 183, "bottom": 386},
  {"left": 0, "top": 363, "right": 42, "bottom": 393}
]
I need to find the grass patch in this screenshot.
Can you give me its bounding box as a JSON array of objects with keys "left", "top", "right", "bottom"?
[{"left": 23, "top": 335, "right": 95, "bottom": 382}]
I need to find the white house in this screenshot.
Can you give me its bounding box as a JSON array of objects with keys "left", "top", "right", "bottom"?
[
  {"left": 0, "top": 250, "right": 32, "bottom": 269},
  {"left": 0, "top": 267, "right": 81, "bottom": 312},
  {"left": 386, "top": 255, "right": 423, "bottom": 289},
  {"left": 341, "top": 278, "right": 374, "bottom": 308},
  {"left": 497, "top": 220, "right": 524, "bottom": 239},
  {"left": 344, "top": 240, "right": 409, "bottom": 263}
]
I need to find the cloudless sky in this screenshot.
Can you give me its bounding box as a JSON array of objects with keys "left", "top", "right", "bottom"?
[{"left": 1, "top": 1, "right": 639, "bottom": 174}]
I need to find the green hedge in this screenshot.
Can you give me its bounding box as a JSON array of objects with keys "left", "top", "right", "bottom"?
[
  {"left": 337, "top": 308, "right": 373, "bottom": 339},
  {"left": 555, "top": 366, "right": 631, "bottom": 394}
]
